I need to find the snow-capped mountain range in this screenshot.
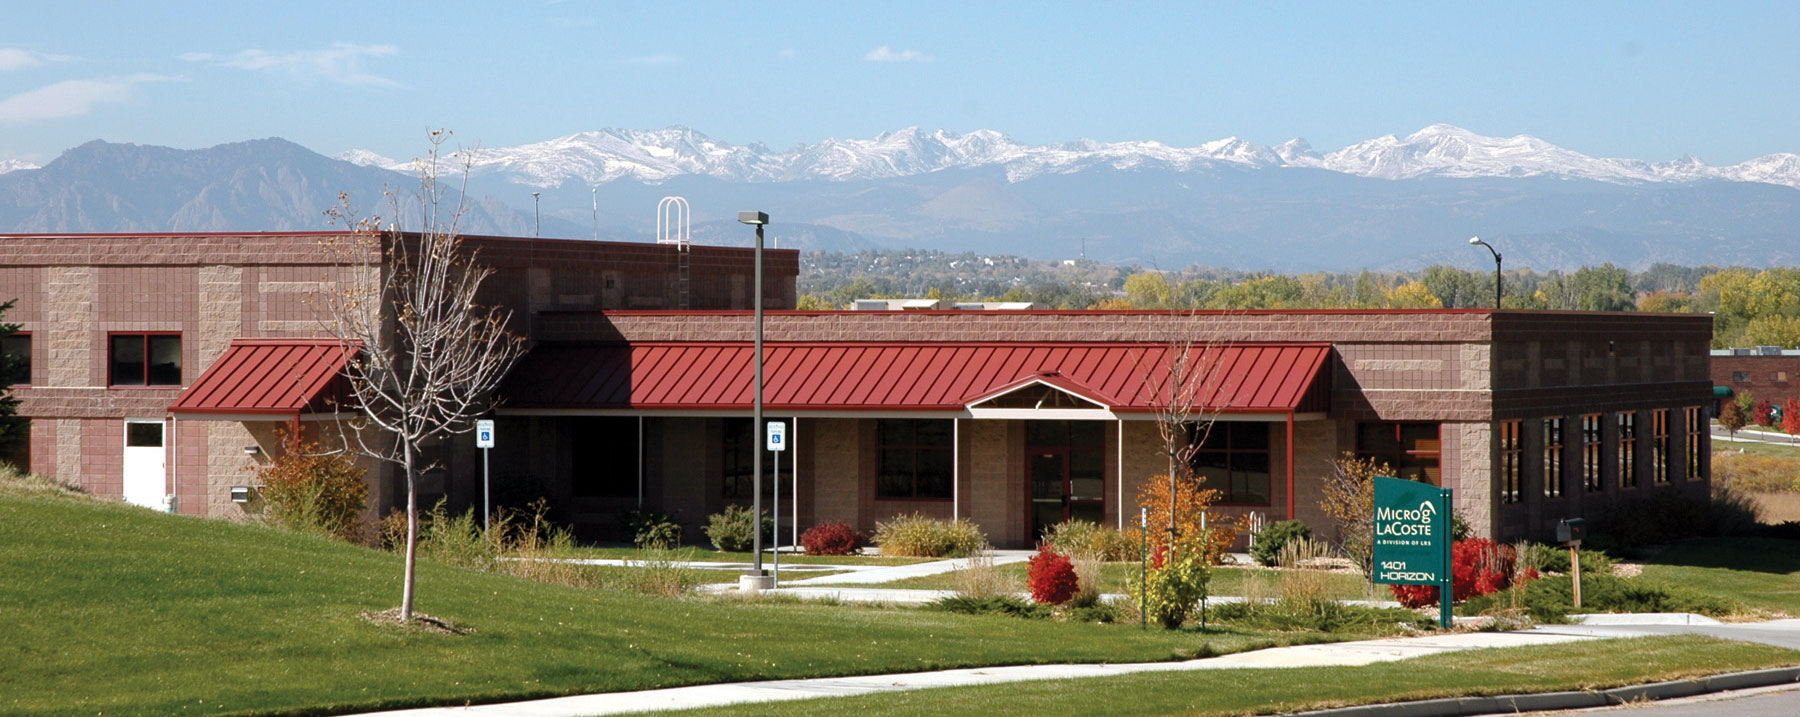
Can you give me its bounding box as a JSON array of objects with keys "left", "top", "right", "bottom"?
[
  {"left": 339, "top": 124, "right": 1800, "bottom": 190},
  {"left": 0, "top": 159, "right": 40, "bottom": 175}
]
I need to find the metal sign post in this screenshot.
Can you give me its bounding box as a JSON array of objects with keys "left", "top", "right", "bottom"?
[
  {"left": 476, "top": 419, "right": 495, "bottom": 533},
  {"left": 1371, "top": 476, "right": 1454, "bottom": 629},
  {"left": 767, "top": 421, "right": 787, "bottom": 588}
]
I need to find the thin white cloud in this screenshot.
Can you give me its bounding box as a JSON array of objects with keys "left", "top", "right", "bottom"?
[
  {"left": 778, "top": 48, "right": 796, "bottom": 60},
  {"left": 0, "top": 74, "right": 172, "bottom": 124},
  {"left": 628, "top": 54, "right": 681, "bottom": 65},
  {"left": 0, "top": 48, "right": 75, "bottom": 71},
  {"left": 865, "top": 46, "right": 932, "bottom": 62},
  {"left": 182, "top": 43, "right": 399, "bottom": 86}
]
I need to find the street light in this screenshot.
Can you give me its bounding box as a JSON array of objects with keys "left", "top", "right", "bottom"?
[
  {"left": 738, "top": 210, "right": 772, "bottom": 591},
  {"left": 1468, "top": 236, "right": 1502, "bottom": 309},
  {"left": 532, "top": 192, "right": 541, "bottom": 237}
]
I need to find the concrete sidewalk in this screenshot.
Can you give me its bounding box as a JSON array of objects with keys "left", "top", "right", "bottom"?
[{"left": 353, "top": 629, "right": 1603, "bottom": 716}]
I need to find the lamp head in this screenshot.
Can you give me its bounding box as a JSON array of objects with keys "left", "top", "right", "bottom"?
[
  {"left": 737, "top": 210, "right": 769, "bottom": 226},
  {"left": 1468, "top": 236, "right": 1481, "bottom": 245}
]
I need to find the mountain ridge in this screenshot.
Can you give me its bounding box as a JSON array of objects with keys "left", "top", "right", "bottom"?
[{"left": 335, "top": 124, "right": 1800, "bottom": 191}]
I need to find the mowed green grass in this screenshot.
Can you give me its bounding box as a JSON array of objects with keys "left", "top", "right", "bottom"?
[
  {"left": 824, "top": 561, "right": 1380, "bottom": 601},
  {"left": 0, "top": 493, "right": 1359, "bottom": 717},
  {"left": 1641, "top": 537, "right": 1800, "bottom": 615},
  {"left": 666, "top": 635, "right": 1800, "bottom": 717}
]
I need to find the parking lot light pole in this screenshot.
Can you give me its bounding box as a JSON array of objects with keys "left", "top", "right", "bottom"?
[
  {"left": 1468, "top": 236, "right": 1502, "bottom": 308},
  {"left": 738, "top": 210, "right": 772, "bottom": 590}
]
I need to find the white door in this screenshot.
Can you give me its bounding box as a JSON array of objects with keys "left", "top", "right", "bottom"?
[{"left": 123, "top": 420, "right": 166, "bottom": 509}]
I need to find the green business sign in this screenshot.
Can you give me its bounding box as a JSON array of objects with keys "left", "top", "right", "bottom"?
[{"left": 1371, "top": 476, "right": 1453, "bottom": 627}]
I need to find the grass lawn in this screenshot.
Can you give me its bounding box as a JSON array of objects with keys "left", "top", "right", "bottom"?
[
  {"left": 665, "top": 635, "right": 1800, "bottom": 716},
  {"left": 1715, "top": 440, "right": 1800, "bottom": 459},
  {"left": 1640, "top": 536, "right": 1800, "bottom": 615},
  {"left": 0, "top": 489, "right": 1382, "bottom": 716},
  {"left": 818, "top": 562, "right": 1380, "bottom": 600},
  {"left": 559, "top": 545, "right": 936, "bottom": 566}
]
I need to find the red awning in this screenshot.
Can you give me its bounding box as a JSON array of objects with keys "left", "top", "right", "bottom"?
[
  {"left": 501, "top": 342, "right": 1330, "bottom": 415},
  {"left": 168, "top": 339, "right": 357, "bottom": 417}
]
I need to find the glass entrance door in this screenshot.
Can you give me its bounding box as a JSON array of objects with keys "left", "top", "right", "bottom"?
[{"left": 1027, "top": 421, "right": 1106, "bottom": 540}]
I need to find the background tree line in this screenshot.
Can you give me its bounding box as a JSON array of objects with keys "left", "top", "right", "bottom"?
[{"left": 798, "top": 251, "right": 1798, "bottom": 349}]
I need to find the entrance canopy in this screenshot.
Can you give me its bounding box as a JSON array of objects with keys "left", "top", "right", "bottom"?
[
  {"left": 168, "top": 339, "right": 357, "bottom": 419},
  {"left": 500, "top": 342, "right": 1331, "bottom": 418}
]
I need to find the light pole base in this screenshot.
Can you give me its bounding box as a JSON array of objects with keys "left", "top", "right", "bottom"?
[{"left": 738, "top": 571, "right": 774, "bottom": 593}]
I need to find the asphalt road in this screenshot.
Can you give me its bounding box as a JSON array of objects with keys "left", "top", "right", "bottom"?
[{"left": 1529, "top": 683, "right": 1800, "bottom": 716}]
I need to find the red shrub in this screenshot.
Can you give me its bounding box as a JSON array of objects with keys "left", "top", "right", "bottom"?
[
  {"left": 800, "top": 520, "right": 865, "bottom": 556},
  {"left": 1028, "top": 546, "right": 1080, "bottom": 605},
  {"left": 1391, "top": 539, "right": 1533, "bottom": 608},
  {"left": 1755, "top": 399, "right": 1777, "bottom": 427}
]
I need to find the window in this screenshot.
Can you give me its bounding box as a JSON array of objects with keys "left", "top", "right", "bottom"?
[
  {"left": 109, "top": 333, "right": 180, "bottom": 386},
  {"left": 1686, "top": 406, "right": 1704, "bottom": 481},
  {"left": 1617, "top": 411, "right": 1637, "bottom": 489},
  {"left": 570, "top": 417, "right": 639, "bottom": 498},
  {"left": 1776, "top": 371, "right": 1789, "bottom": 382},
  {"left": 0, "top": 332, "right": 26, "bottom": 386},
  {"left": 1499, "top": 420, "right": 1522, "bottom": 504},
  {"left": 1581, "top": 414, "right": 1603, "bottom": 493},
  {"left": 877, "top": 419, "right": 952, "bottom": 499},
  {"left": 723, "top": 418, "right": 779, "bottom": 500},
  {"left": 1732, "top": 371, "right": 1750, "bottom": 382},
  {"left": 1356, "top": 422, "right": 1441, "bottom": 484},
  {"left": 1190, "top": 422, "right": 1271, "bottom": 505},
  {"left": 1544, "top": 417, "right": 1564, "bottom": 499},
  {"left": 1652, "top": 409, "right": 1671, "bottom": 485}
]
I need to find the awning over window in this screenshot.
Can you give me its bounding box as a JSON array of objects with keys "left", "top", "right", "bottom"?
[
  {"left": 168, "top": 339, "right": 357, "bottom": 418},
  {"left": 500, "top": 342, "right": 1331, "bottom": 417}
]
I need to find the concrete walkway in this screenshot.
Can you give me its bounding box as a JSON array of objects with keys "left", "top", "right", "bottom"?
[{"left": 355, "top": 628, "right": 1608, "bottom": 716}]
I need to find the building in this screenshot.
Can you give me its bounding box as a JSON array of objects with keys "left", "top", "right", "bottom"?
[
  {"left": 1712, "top": 347, "right": 1800, "bottom": 411},
  {"left": 0, "top": 231, "right": 1713, "bottom": 545},
  {"left": 0, "top": 231, "right": 792, "bottom": 518}
]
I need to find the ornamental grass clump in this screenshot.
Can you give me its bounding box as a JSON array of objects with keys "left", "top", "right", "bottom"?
[
  {"left": 872, "top": 513, "right": 986, "bottom": 557},
  {"left": 704, "top": 504, "right": 771, "bottom": 552},
  {"left": 951, "top": 550, "right": 1017, "bottom": 599},
  {"left": 1042, "top": 519, "right": 1139, "bottom": 561},
  {"left": 1027, "top": 545, "right": 1079, "bottom": 605},
  {"left": 1250, "top": 519, "right": 1312, "bottom": 567}
]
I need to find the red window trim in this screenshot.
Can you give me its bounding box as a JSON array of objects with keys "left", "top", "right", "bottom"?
[
  {"left": 1, "top": 330, "right": 28, "bottom": 388},
  {"left": 106, "top": 331, "right": 182, "bottom": 388}
]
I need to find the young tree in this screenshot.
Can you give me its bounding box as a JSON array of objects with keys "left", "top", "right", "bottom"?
[
  {"left": 1719, "top": 399, "right": 1748, "bottom": 442},
  {"left": 321, "top": 130, "right": 525, "bottom": 623},
  {"left": 1755, "top": 399, "right": 1778, "bottom": 428},
  {"left": 1318, "top": 452, "right": 1393, "bottom": 576}
]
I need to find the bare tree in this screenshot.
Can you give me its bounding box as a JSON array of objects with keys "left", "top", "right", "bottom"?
[
  {"left": 1142, "top": 315, "right": 1235, "bottom": 553},
  {"left": 320, "top": 130, "right": 525, "bottom": 623}
]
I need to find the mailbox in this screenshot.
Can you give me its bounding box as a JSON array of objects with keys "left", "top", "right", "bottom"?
[{"left": 1556, "top": 517, "right": 1587, "bottom": 544}]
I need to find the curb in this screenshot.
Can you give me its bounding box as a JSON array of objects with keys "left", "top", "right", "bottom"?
[{"left": 1290, "top": 666, "right": 1800, "bottom": 717}]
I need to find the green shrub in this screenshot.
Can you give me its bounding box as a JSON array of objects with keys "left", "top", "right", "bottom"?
[
  {"left": 619, "top": 509, "right": 683, "bottom": 549},
  {"left": 1066, "top": 602, "right": 1120, "bottom": 624},
  {"left": 1250, "top": 519, "right": 1311, "bottom": 566},
  {"left": 873, "top": 513, "right": 986, "bottom": 557},
  {"left": 704, "top": 504, "right": 772, "bottom": 553},
  {"left": 1535, "top": 545, "right": 1613, "bottom": 576},
  {"left": 1461, "top": 574, "right": 1741, "bottom": 622},
  {"left": 1042, "top": 519, "right": 1139, "bottom": 561},
  {"left": 252, "top": 438, "right": 368, "bottom": 543},
  {"left": 1131, "top": 539, "right": 1210, "bottom": 629},
  {"left": 927, "top": 595, "right": 1051, "bottom": 619}
]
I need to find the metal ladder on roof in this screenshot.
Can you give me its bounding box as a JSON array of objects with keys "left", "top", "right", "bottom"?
[{"left": 656, "top": 196, "right": 691, "bottom": 309}]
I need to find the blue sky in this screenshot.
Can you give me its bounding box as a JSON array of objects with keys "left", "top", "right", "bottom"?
[{"left": 2, "top": 1, "right": 1796, "bottom": 165}]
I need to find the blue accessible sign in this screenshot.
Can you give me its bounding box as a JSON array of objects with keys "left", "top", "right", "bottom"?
[{"left": 1371, "top": 475, "right": 1453, "bottom": 627}]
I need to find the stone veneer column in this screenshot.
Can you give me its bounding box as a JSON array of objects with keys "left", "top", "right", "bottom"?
[
  {"left": 197, "top": 266, "right": 243, "bottom": 367},
  {"left": 966, "top": 421, "right": 1013, "bottom": 545},
  {"left": 1454, "top": 421, "right": 1494, "bottom": 537},
  {"left": 46, "top": 267, "right": 96, "bottom": 488}
]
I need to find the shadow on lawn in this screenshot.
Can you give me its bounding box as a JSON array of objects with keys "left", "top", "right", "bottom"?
[{"left": 1645, "top": 536, "right": 1800, "bottom": 574}]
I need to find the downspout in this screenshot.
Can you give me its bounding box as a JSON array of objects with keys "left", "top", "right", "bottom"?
[{"left": 952, "top": 417, "right": 960, "bottom": 521}]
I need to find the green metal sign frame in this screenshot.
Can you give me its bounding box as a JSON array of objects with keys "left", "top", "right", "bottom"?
[{"left": 1371, "top": 476, "right": 1453, "bottom": 628}]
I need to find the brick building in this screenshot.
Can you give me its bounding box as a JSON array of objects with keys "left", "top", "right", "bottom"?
[
  {"left": 495, "top": 309, "right": 1714, "bottom": 546},
  {"left": 1712, "top": 347, "right": 1800, "bottom": 410},
  {"left": 0, "top": 232, "right": 793, "bottom": 519},
  {"left": 0, "top": 231, "right": 1712, "bottom": 546}
]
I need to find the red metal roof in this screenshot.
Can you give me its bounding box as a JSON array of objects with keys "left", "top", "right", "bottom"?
[
  {"left": 502, "top": 342, "right": 1331, "bottom": 414},
  {"left": 168, "top": 339, "right": 357, "bottom": 416}
]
